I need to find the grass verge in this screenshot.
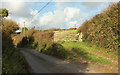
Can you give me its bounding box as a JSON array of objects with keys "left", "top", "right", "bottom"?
[{"left": 60, "top": 41, "right": 117, "bottom": 64}]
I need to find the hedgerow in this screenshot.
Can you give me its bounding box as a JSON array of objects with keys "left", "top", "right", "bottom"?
[{"left": 78, "top": 3, "right": 119, "bottom": 52}]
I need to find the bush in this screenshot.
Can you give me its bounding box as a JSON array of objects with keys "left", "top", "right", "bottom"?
[
  {"left": 31, "top": 31, "right": 75, "bottom": 59},
  {"left": 32, "top": 31, "right": 54, "bottom": 49},
  {"left": 44, "top": 43, "right": 65, "bottom": 58},
  {"left": 15, "top": 29, "right": 75, "bottom": 60},
  {"left": 78, "top": 20, "right": 89, "bottom": 34},
  {"left": 22, "top": 27, "right": 28, "bottom": 33},
  {"left": 78, "top": 3, "right": 119, "bottom": 51},
  {"left": 1, "top": 19, "right": 28, "bottom": 73},
  {"left": 2, "top": 19, "right": 19, "bottom": 34},
  {"left": 43, "top": 43, "right": 74, "bottom": 59},
  {"left": 69, "top": 28, "right": 76, "bottom": 30}
]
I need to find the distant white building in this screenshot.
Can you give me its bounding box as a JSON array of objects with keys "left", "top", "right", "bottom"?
[{"left": 16, "top": 30, "right": 21, "bottom": 34}]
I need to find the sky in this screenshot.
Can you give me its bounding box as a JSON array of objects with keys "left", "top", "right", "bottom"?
[{"left": 1, "top": 0, "right": 119, "bottom": 30}]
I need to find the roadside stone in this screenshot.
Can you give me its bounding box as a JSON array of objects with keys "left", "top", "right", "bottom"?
[
  {"left": 86, "top": 68, "right": 89, "bottom": 71},
  {"left": 111, "top": 67, "right": 112, "bottom": 69}
]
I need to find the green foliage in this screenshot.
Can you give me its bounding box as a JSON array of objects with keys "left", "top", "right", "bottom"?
[
  {"left": 43, "top": 43, "right": 75, "bottom": 59},
  {"left": 2, "top": 19, "right": 19, "bottom": 34},
  {"left": 12, "top": 27, "right": 35, "bottom": 47},
  {"left": 1, "top": 19, "right": 28, "bottom": 73},
  {"left": 22, "top": 27, "right": 28, "bottom": 33},
  {"left": 78, "top": 20, "right": 89, "bottom": 34},
  {"left": 0, "top": 8, "right": 8, "bottom": 17},
  {"left": 2, "top": 19, "right": 19, "bottom": 53},
  {"left": 78, "top": 30, "right": 81, "bottom": 33},
  {"left": 78, "top": 3, "right": 119, "bottom": 51},
  {"left": 32, "top": 31, "right": 54, "bottom": 50},
  {"left": 17, "top": 29, "right": 76, "bottom": 60},
  {"left": 16, "top": 29, "right": 54, "bottom": 51},
  {"left": 61, "top": 30, "right": 77, "bottom": 33},
  {"left": 26, "top": 27, "right": 35, "bottom": 37},
  {"left": 36, "top": 46, "right": 41, "bottom": 52},
  {"left": 32, "top": 43, "right": 37, "bottom": 49}
]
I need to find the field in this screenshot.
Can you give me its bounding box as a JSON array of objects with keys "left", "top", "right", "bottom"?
[{"left": 54, "top": 30, "right": 78, "bottom": 42}]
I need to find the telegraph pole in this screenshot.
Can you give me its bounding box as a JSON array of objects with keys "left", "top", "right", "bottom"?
[
  {"left": 24, "top": 21, "right": 25, "bottom": 37},
  {"left": 0, "top": 14, "right": 2, "bottom": 27},
  {"left": 0, "top": 14, "right": 3, "bottom": 22},
  {"left": 0, "top": 14, "right": 2, "bottom": 20},
  {"left": 75, "top": 24, "right": 76, "bottom": 30}
]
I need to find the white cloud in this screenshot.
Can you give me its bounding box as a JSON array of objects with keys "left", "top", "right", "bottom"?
[
  {"left": 5, "top": 9, "right": 39, "bottom": 30},
  {"left": 2, "top": 2, "right": 33, "bottom": 18},
  {"left": 64, "top": 7, "right": 80, "bottom": 21},
  {"left": 39, "top": 7, "right": 93, "bottom": 30},
  {"left": 2, "top": 1, "right": 112, "bottom": 30},
  {"left": 81, "top": 2, "right": 103, "bottom": 9},
  {"left": 18, "top": 9, "right": 39, "bottom": 29},
  {"left": 2, "top": 1, "right": 39, "bottom": 29}
]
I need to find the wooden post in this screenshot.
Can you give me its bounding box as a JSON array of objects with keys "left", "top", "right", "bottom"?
[{"left": 80, "top": 32, "right": 82, "bottom": 42}]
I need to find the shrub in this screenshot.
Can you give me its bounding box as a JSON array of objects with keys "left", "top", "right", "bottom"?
[
  {"left": 69, "top": 28, "right": 76, "bottom": 30},
  {"left": 0, "top": 8, "right": 8, "bottom": 18},
  {"left": 78, "top": 3, "right": 119, "bottom": 51},
  {"left": 2, "top": 19, "right": 19, "bottom": 34},
  {"left": 32, "top": 31, "right": 54, "bottom": 49},
  {"left": 78, "top": 20, "right": 89, "bottom": 34},
  {"left": 22, "top": 27, "right": 28, "bottom": 33},
  {"left": 15, "top": 28, "right": 75, "bottom": 60},
  {"left": 43, "top": 43, "right": 74, "bottom": 59},
  {"left": 1, "top": 19, "right": 28, "bottom": 73}
]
